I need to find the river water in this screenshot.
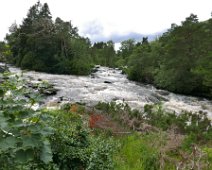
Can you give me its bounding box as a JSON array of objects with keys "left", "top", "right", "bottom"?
[{"left": 3, "top": 63, "right": 212, "bottom": 118}]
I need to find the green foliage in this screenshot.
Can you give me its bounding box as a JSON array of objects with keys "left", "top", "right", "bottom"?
[
  {"left": 117, "top": 14, "right": 212, "bottom": 98},
  {"left": 0, "top": 74, "right": 54, "bottom": 169},
  {"left": 4, "top": 2, "right": 118, "bottom": 75},
  {"left": 0, "top": 74, "right": 116, "bottom": 169},
  {"left": 117, "top": 39, "right": 136, "bottom": 65},
  {"left": 91, "top": 41, "right": 117, "bottom": 67},
  {"left": 5, "top": 2, "right": 92, "bottom": 75},
  {"left": 95, "top": 101, "right": 134, "bottom": 122},
  {"left": 100, "top": 101, "right": 211, "bottom": 169},
  {"left": 96, "top": 102, "right": 212, "bottom": 144},
  {"left": 127, "top": 38, "right": 156, "bottom": 84},
  {"left": 114, "top": 133, "right": 162, "bottom": 170},
  {"left": 144, "top": 104, "right": 212, "bottom": 142},
  {"left": 47, "top": 109, "right": 90, "bottom": 169},
  {"left": 87, "top": 137, "right": 115, "bottom": 170},
  {"left": 0, "top": 42, "right": 12, "bottom": 62},
  {"left": 47, "top": 109, "right": 116, "bottom": 170},
  {"left": 203, "top": 147, "right": 212, "bottom": 164}
]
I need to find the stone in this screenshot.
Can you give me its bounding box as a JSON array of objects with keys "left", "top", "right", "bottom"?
[
  {"left": 104, "top": 81, "right": 112, "bottom": 84},
  {"left": 40, "top": 87, "right": 58, "bottom": 95},
  {"left": 0, "top": 65, "right": 9, "bottom": 73},
  {"left": 156, "top": 90, "right": 170, "bottom": 96}
]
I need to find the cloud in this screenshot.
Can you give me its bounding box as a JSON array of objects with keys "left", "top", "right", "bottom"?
[
  {"left": 81, "top": 20, "right": 104, "bottom": 37},
  {"left": 80, "top": 20, "right": 165, "bottom": 43},
  {"left": 103, "top": 32, "right": 164, "bottom": 43},
  {"left": 1, "top": 0, "right": 212, "bottom": 41}
]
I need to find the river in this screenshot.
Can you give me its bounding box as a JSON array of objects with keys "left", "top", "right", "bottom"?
[{"left": 2, "top": 63, "right": 212, "bottom": 118}]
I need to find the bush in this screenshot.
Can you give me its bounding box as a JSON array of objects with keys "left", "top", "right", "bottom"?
[
  {"left": 47, "top": 110, "right": 90, "bottom": 169},
  {"left": 0, "top": 74, "right": 54, "bottom": 169},
  {"left": 0, "top": 74, "right": 116, "bottom": 169}
]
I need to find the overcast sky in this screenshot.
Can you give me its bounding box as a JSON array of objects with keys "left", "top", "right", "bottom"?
[{"left": 0, "top": 0, "right": 212, "bottom": 44}]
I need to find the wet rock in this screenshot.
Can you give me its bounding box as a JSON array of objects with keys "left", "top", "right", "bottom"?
[
  {"left": 152, "top": 93, "right": 169, "bottom": 102},
  {"left": 27, "top": 76, "right": 34, "bottom": 80},
  {"left": 147, "top": 96, "right": 159, "bottom": 103},
  {"left": 76, "top": 102, "right": 86, "bottom": 105},
  {"left": 26, "top": 82, "right": 34, "bottom": 88},
  {"left": 26, "top": 80, "right": 58, "bottom": 96},
  {"left": 39, "top": 87, "right": 58, "bottom": 95},
  {"left": 90, "top": 73, "right": 95, "bottom": 78},
  {"left": 45, "top": 101, "right": 60, "bottom": 110},
  {"left": 94, "top": 86, "right": 107, "bottom": 91},
  {"left": 95, "top": 65, "right": 100, "bottom": 69},
  {"left": 104, "top": 81, "right": 112, "bottom": 84},
  {"left": 156, "top": 90, "right": 170, "bottom": 96},
  {"left": 0, "top": 65, "right": 9, "bottom": 73},
  {"left": 91, "top": 68, "right": 99, "bottom": 73},
  {"left": 112, "top": 97, "right": 120, "bottom": 101},
  {"left": 92, "top": 65, "right": 101, "bottom": 73},
  {"left": 59, "top": 96, "right": 69, "bottom": 102}
]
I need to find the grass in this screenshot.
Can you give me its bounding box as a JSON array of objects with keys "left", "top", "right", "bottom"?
[
  {"left": 82, "top": 102, "right": 212, "bottom": 169},
  {"left": 52, "top": 102, "right": 212, "bottom": 169},
  {"left": 113, "top": 132, "right": 168, "bottom": 170}
]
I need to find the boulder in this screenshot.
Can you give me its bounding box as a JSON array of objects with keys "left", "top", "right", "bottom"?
[
  {"left": 90, "top": 73, "right": 95, "bottom": 78},
  {"left": 95, "top": 65, "right": 100, "bottom": 69},
  {"left": 156, "top": 90, "right": 170, "bottom": 96},
  {"left": 152, "top": 93, "right": 169, "bottom": 102},
  {"left": 39, "top": 87, "right": 58, "bottom": 95},
  {"left": 91, "top": 68, "right": 99, "bottom": 73},
  {"left": 0, "top": 65, "right": 9, "bottom": 73},
  {"left": 104, "top": 81, "right": 112, "bottom": 84}
]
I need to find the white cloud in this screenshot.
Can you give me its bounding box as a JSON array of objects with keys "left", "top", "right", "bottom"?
[{"left": 0, "top": 0, "right": 211, "bottom": 41}]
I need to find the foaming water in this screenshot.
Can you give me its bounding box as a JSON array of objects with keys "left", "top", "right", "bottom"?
[{"left": 3, "top": 63, "right": 212, "bottom": 118}]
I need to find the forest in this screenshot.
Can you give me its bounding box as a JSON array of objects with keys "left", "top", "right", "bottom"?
[{"left": 0, "top": 2, "right": 212, "bottom": 169}]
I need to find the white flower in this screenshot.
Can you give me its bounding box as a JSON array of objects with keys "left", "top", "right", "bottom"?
[
  {"left": 17, "top": 86, "right": 23, "bottom": 90},
  {"left": 185, "top": 121, "right": 191, "bottom": 126},
  {"left": 5, "top": 90, "right": 12, "bottom": 97},
  {"left": 25, "top": 103, "right": 40, "bottom": 111},
  {"left": 31, "top": 103, "right": 39, "bottom": 111}
]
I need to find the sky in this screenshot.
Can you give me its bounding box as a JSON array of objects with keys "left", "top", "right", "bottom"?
[{"left": 0, "top": 0, "right": 212, "bottom": 46}]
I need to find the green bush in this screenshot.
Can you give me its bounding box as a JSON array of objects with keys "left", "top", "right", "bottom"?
[
  {"left": 0, "top": 74, "right": 116, "bottom": 169},
  {"left": 0, "top": 74, "right": 54, "bottom": 169},
  {"left": 144, "top": 104, "right": 212, "bottom": 142},
  {"left": 87, "top": 137, "right": 115, "bottom": 170},
  {"left": 47, "top": 110, "right": 90, "bottom": 169}
]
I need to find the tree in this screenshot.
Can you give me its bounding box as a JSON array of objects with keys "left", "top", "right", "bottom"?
[
  {"left": 5, "top": 2, "right": 92, "bottom": 75},
  {"left": 91, "top": 41, "right": 116, "bottom": 67},
  {"left": 118, "top": 39, "right": 135, "bottom": 64}
]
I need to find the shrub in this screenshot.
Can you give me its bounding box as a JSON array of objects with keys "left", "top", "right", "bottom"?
[
  {"left": 0, "top": 74, "right": 116, "bottom": 169},
  {"left": 0, "top": 74, "right": 54, "bottom": 169}
]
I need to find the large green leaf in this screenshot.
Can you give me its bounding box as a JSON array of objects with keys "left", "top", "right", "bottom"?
[
  {"left": 40, "top": 139, "right": 52, "bottom": 164},
  {"left": 0, "top": 89, "right": 4, "bottom": 97},
  {"left": 0, "top": 112, "right": 9, "bottom": 128},
  {"left": 0, "top": 136, "right": 17, "bottom": 151},
  {"left": 22, "top": 136, "right": 41, "bottom": 148},
  {"left": 15, "top": 149, "right": 34, "bottom": 163}
]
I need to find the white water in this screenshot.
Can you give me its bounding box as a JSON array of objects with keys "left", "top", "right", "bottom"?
[{"left": 3, "top": 64, "right": 212, "bottom": 118}]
